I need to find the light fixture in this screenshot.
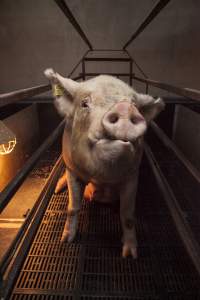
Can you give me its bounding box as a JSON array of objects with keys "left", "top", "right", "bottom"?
[{"left": 0, "top": 120, "right": 17, "bottom": 155}]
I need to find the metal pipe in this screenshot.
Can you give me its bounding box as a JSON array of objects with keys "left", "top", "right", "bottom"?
[
  {"left": 79, "top": 72, "right": 135, "bottom": 77},
  {"left": 145, "top": 143, "right": 200, "bottom": 276},
  {"left": 68, "top": 51, "right": 90, "bottom": 78},
  {"left": 0, "top": 84, "right": 51, "bottom": 108},
  {"left": 0, "top": 75, "right": 81, "bottom": 108},
  {"left": 123, "top": 0, "right": 171, "bottom": 49},
  {"left": 0, "top": 120, "right": 65, "bottom": 214},
  {"left": 151, "top": 122, "right": 200, "bottom": 184},
  {"left": 124, "top": 49, "right": 148, "bottom": 78},
  {"left": 0, "top": 156, "right": 63, "bottom": 277},
  {"left": 1, "top": 156, "right": 64, "bottom": 300},
  {"left": 54, "top": 0, "right": 93, "bottom": 50},
  {"left": 133, "top": 75, "right": 200, "bottom": 102}
]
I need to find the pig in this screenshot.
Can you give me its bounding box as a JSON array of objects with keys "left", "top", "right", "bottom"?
[{"left": 44, "top": 69, "right": 164, "bottom": 258}]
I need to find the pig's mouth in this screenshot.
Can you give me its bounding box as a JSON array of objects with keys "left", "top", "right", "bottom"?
[{"left": 88, "top": 135, "right": 136, "bottom": 154}]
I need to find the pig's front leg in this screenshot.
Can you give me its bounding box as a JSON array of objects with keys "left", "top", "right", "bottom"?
[
  {"left": 61, "top": 169, "right": 85, "bottom": 243},
  {"left": 120, "top": 174, "right": 138, "bottom": 258}
]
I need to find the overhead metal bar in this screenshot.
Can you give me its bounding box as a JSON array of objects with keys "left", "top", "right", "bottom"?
[
  {"left": 133, "top": 75, "right": 200, "bottom": 102},
  {"left": 0, "top": 120, "right": 65, "bottom": 214},
  {"left": 123, "top": 0, "right": 171, "bottom": 49},
  {"left": 54, "top": 0, "right": 93, "bottom": 50}
]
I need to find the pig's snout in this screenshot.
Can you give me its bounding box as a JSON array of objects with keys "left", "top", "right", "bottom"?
[{"left": 102, "top": 101, "right": 146, "bottom": 142}]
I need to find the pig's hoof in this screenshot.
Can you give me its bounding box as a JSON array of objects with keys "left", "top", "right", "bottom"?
[
  {"left": 60, "top": 215, "right": 78, "bottom": 243},
  {"left": 60, "top": 230, "right": 76, "bottom": 243},
  {"left": 122, "top": 244, "right": 137, "bottom": 259}
]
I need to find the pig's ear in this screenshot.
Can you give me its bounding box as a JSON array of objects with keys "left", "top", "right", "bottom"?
[
  {"left": 44, "top": 68, "right": 79, "bottom": 117},
  {"left": 137, "top": 94, "right": 165, "bottom": 122}
]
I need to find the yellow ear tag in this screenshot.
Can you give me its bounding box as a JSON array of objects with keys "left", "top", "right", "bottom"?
[{"left": 53, "top": 84, "right": 64, "bottom": 97}]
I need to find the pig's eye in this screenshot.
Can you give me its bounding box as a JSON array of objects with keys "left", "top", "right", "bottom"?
[{"left": 81, "top": 99, "right": 90, "bottom": 109}]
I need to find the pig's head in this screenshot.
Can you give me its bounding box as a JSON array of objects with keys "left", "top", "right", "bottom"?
[{"left": 45, "top": 69, "right": 164, "bottom": 183}]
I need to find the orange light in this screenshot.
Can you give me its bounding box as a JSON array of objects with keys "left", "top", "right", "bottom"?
[{"left": 0, "top": 120, "right": 17, "bottom": 155}]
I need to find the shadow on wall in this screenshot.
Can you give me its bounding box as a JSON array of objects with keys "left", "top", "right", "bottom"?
[{"left": 0, "top": 104, "right": 39, "bottom": 191}]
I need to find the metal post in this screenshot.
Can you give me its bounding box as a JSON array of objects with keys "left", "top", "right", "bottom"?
[{"left": 82, "top": 59, "right": 86, "bottom": 81}]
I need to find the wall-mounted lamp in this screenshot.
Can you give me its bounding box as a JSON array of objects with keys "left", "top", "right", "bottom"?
[{"left": 0, "top": 120, "right": 17, "bottom": 155}]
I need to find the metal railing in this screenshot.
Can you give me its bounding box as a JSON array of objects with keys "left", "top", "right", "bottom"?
[{"left": 1, "top": 0, "right": 200, "bottom": 294}]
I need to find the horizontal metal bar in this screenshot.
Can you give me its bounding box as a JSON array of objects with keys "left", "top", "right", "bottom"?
[
  {"left": 133, "top": 75, "right": 200, "bottom": 102},
  {"left": 0, "top": 120, "right": 65, "bottom": 214},
  {"left": 0, "top": 84, "right": 51, "bottom": 108},
  {"left": 151, "top": 122, "right": 200, "bottom": 184},
  {"left": 0, "top": 75, "right": 82, "bottom": 108},
  {"left": 123, "top": 0, "right": 171, "bottom": 49},
  {"left": 79, "top": 72, "right": 135, "bottom": 77},
  {"left": 54, "top": 0, "right": 93, "bottom": 50},
  {"left": 89, "top": 49, "right": 124, "bottom": 52},
  {"left": 1, "top": 156, "right": 64, "bottom": 300},
  {"left": 84, "top": 57, "right": 131, "bottom": 62},
  {"left": 145, "top": 143, "right": 200, "bottom": 276}
]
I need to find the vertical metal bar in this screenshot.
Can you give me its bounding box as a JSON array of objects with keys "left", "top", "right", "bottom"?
[
  {"left": 146, "top": 83, "right": 149, "bottom": 94},
  {"left": 129, "top": 60, "right": 133, "bottom": 86},
  {"left": 82, "top": 59, "right": 86, "bottom": 81}
]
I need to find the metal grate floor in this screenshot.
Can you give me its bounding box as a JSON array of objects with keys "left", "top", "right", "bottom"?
[{"left": 10, "top": 160, "right": 200, "bottom": 299}]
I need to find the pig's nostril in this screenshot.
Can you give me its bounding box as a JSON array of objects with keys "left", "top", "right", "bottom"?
[
  {"left": 108, "top": 113, "right": 119, "bottom": 124},
  {"left": 130, "top": 115, "right": 144, "bottom": 124}
]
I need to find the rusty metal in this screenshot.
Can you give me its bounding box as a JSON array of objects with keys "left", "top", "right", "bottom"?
[
  {"left": 54, "top": 0, "right": 93, "bottom": 50},
  {"left": 123, "top": 0, "right": 171, "bottom": 49}
]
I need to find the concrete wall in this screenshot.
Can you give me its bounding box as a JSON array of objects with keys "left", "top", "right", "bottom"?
[
  {"left": 0, "top": 0, "right": 199, "bottom": 169},
  {"left": 1, "top": 0, "right": 199, "bottom": 93}
]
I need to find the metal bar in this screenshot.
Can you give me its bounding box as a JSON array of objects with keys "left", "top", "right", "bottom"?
[
  {"left": 123, "top": 0, "right": 171, "bottom": 49},
  {"left": 151, "top": 122, "right": 200, "bottom": 184},
  {"left": 80, "top": 72, "right": 135, "bottom": 77},
  {"left": 84, "top": 57, "right": 130, "bottom": 62},
  {"left": 133, "top": 75, "right": 200, "bottom": 102},
  {"left": 0, "top": 75, "right": 81, "bottom": 108},
  {"left": 0, "top": 84, "right": 50, "bottom": 108},
  {"left": 129, "top": 60, "right": 133, "bottom": 86},
  {"left": 89, "top": 49, "right": 125, "bottom": 52},
  {"left": 1, "top": 157, "right": 64, "bottom": 300},
  {"left": 54, "top": 0, "right": 93, "bottom": 50},
  {"left": 0, "top": 120, "right": 65, "bottom": 214},
  {"left": 0, "top": 154, "right": 63, "bottom": 277},
  {"left": 82, "top": 59, "right": 85, "bottom": 81},
  {"left": 125, "top": 49, "right": 148, "bottom": 78},
  {"left": 144, "top": 143, "right": 200, "bottom": 276},
  {"left": 68, "top": 51, "right": 90, "bottom": 78}
]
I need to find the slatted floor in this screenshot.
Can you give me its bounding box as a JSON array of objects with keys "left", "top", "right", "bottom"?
[{"left": 10, "top": 159, "right": 200, "bottom": 299}]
